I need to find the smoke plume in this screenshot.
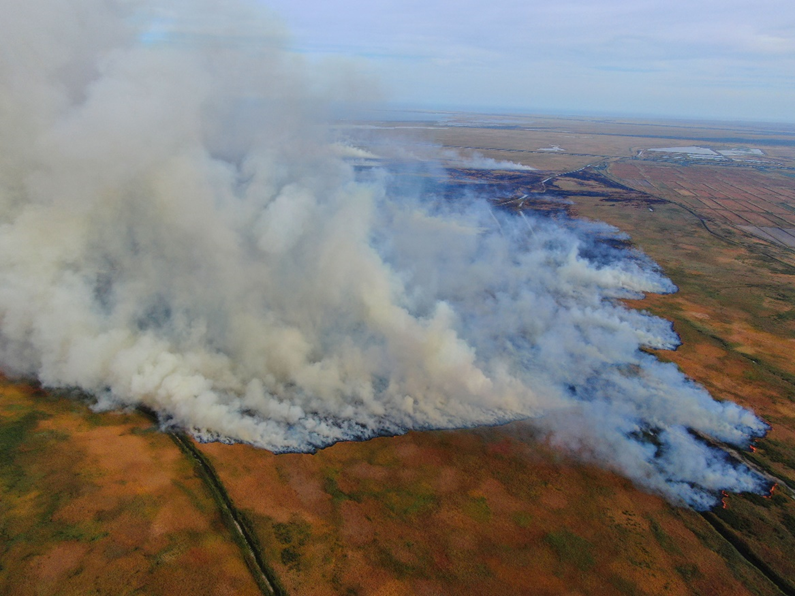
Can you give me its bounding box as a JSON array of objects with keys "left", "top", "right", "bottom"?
[
  {"left": 0, "top": 0, "right": 768, "bottom": 509},
  {"left": 440, "top": 150, "right": 536, "bottom": 171}
]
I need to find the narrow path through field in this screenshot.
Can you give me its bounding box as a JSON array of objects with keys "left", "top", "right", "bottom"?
[{"left": 137, "top": 408, "right": 287, "bottom": 596}]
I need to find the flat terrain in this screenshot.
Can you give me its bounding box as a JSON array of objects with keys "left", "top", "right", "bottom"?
[
  {"left": 610, "top": 162, "right": 795, "bottom": 248},
  {"left": 0, "top": 382, "right": 261, "bottom": 596},
  {"left": 3, "top": 114, "right": 795, "bottom": 595}
]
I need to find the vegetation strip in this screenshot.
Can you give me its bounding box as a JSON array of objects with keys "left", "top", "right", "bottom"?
[
  {"left": 137, "top": 408, "right": 287, "bottom": 596},
  {"left": 168, "top": 432, "right": 287, "bottom": 596},
  {"left": 701, "top": 511, "right": 795, "bottom": 596}
]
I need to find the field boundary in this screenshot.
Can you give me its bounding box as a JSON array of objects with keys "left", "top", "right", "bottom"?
[
  {"left": 137, "top": 407, "right": 287, "bottom": 596},
  {"left": 701, "top": 511, "right": 795, "bottom": 595}
]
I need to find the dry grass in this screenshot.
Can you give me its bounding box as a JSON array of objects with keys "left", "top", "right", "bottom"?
[
  {"left": 3, "top": 113, "right": 795, "bottom": 595},
  {"left": 0, "top": 382, "right": 260, "bottom": 596},
  {"left": 198, "top": 427, "right": 778, "bottom": 596}
]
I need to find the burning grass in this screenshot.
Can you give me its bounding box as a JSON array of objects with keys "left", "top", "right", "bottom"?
[{"left": 571, "top": 173, "right": 795, "bottom": 593}]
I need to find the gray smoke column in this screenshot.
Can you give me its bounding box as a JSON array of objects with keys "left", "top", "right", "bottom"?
[{"left": 0, "top": 0, "right": 768, "bottom": 509}]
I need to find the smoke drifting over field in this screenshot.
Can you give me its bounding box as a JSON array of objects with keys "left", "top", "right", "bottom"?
[
  {"left": 440, "top": 150, "right": 536, "bottom": 171},
  {"left": 0, "top": 0, "right": 769, "bottom": 508}
]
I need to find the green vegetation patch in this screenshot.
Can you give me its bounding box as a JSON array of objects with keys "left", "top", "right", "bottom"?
[
  {"left": 130, "top": 424, "right": 159, "bottom": 436},
  {"left": 771, "top": 308, "right": 795, "bottom": 323},
  {"left": 323, "top": 469, "right": 357, "bottom": 504},
  {"left": 279, "top": 545, "right": 300, "bottom": 569},
  {"left": 675, "top": 563, "right": 702, "bottom": 581},
  {"left": 84, "top": 411, "right": 125, "bottom": 428},
  {"left": 781, "top": 513, "right": 795, "bottom": 539},
  {"left": 0, "top": 410, "right": 51, "bottom": 491},
  {"left": 375, "top": 545, "right": 420, "bottom": 579},
  {"left": 255, "top": 514, "right": 313, "bottom": 574},
  {"left": 544, "top": 529, "right": 595, "bottom": 572},
  {"left": 648, "top": 518, "right": 682, "bottom": 555},
  {"left": 238, "top": 511, "right": 291, "bottom": 595},
  {"left": 512, "top": 511, "right": 534, "bottom": 528},
  {"left": 758, "top": 439, "right": 795, "bottom": 471},
  {"left": 0, "top": 403, "right": 28, "bottom": 413},
  {"left": 463, "top": 496, "right": 491, "bottom": 523},
  {"left": 52, "top": 519, "right": 108, "bottom": 543},
  {"left": 382, "top": 487, "right": 438, "bottom": 519},
  {"left": 352, "top": 478, "right": 439, "bottom": 519},
  {"left": 366, "top": 445, "right": 401, "bottom": 468},
  {"left": 273, "top": 517, "right": 311, "bottom": 548},
  {"left": 715, "top": 506, "right": 755, "bottom": 531},
  {"left": 0, "top": 410, "right": 50, "bottom": 459},
  {"left": 609, "top": 574, "right": 643, "bottom": 595},
  {"left": 374, "top": 539, "right": 436, "bottom": 580},
  {"left": 172, "top": 479, "right": 211, "bottom": 514}
]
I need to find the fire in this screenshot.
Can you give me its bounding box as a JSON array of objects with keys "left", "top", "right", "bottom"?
[
  {"left": 750, "top": 444, "right": 757, "bottom": 453},
  {"left": 765, "top": 483, "right": 778, "bottom": 499},
  {"left": 721, "top": 490, "right": 729, "bottom": 509}
]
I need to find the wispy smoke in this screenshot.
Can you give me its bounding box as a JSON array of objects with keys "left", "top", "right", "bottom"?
[
  {"left": 0, "top": 0, "right": 768, "bottom": 509},
  {"left": 441, "top": 149, "right": 536, "bottom": 170}
]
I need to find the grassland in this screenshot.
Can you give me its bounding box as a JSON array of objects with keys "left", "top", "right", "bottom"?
[
  {"left": 195, "top": 424, "right": 784, "bottom": 595},
  {"left": 568, "top": 178, "right": 795, "bottom": 594},
  {"left": 0, "top": 382, "right": 262, "bottom": 595},
  {"left": 2, "top": 114, "right": 795, "bottom": 595}
]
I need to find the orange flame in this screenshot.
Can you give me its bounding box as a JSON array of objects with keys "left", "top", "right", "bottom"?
[
  {"left": 721, "top": 490, "right": 729, "bottom": 509},
  {"left": 765, "top": 483, "right": 778, "bottom": 499}
]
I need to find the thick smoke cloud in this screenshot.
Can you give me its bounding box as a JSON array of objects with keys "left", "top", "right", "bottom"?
[{"left": 0, "top": 0, "right": 768, "bottom": 509}]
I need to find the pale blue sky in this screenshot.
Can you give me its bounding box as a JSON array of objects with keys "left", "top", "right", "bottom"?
[{"left": 260, "top": 0, "right": 795, "bottom": 122}]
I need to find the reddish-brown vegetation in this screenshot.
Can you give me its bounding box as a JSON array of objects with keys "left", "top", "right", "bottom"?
[{"left": 0, "top": 381, "right": 261, "bottom": 596}]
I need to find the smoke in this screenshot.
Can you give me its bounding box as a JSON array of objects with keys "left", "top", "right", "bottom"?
[
  {"left": 0, "top": 0, "right": 769, "bottom": 509},
  {"left": 440, "top": 149, "right": 536, "bottom": 170}
]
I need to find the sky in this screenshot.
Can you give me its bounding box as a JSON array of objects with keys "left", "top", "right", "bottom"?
[{"left": 260, "top": 0, "right": 795, "bottom": 122}]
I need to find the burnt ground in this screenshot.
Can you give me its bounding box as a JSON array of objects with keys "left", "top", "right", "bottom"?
[{"left": 445, "top": 166, "right": 669, "bottom": 216}]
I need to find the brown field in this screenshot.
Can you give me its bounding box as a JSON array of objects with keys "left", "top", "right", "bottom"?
[
  {"left": 566, "top": 191, "right": 795, "bottom": 595},
  {"left": 0, "top": 382, "right": 261, "bottom": 596},
  {"left": 3, "top": 114, "right": 795, "bottom": 595},
  {"left": 195, "top": 427, "right": 782, "bottom": 596},
  {"left": 609, "top": 162, "right": 795, "bottom": 247}
]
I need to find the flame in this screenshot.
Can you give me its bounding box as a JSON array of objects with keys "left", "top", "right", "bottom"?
[
  {"left": 750, "top": 444, "right": 757, "bottom": 453},
  {"left": 765, "top": 483, "right": 778, "bottom": 499},
  {"left": 721, "top": 490, "right": 729, "bottom": 509}
]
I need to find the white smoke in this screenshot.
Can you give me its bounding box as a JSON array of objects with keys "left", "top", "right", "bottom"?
[
  {"left": 0, "top": 0, "right": 769, "bottom": 509},
  {"left": 332, "top": 143, "right": 380, "bottom": 160},
  {"left": 441, "top": 149, "right": 536, "bottom": 170}
]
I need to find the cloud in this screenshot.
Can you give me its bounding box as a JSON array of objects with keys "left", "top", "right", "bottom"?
[
  {"left": 263, "top": 0, "right": 795, "bottom": 120},
  {"left": 0, "top": 0, "right": 770, "bottom": 509}
]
